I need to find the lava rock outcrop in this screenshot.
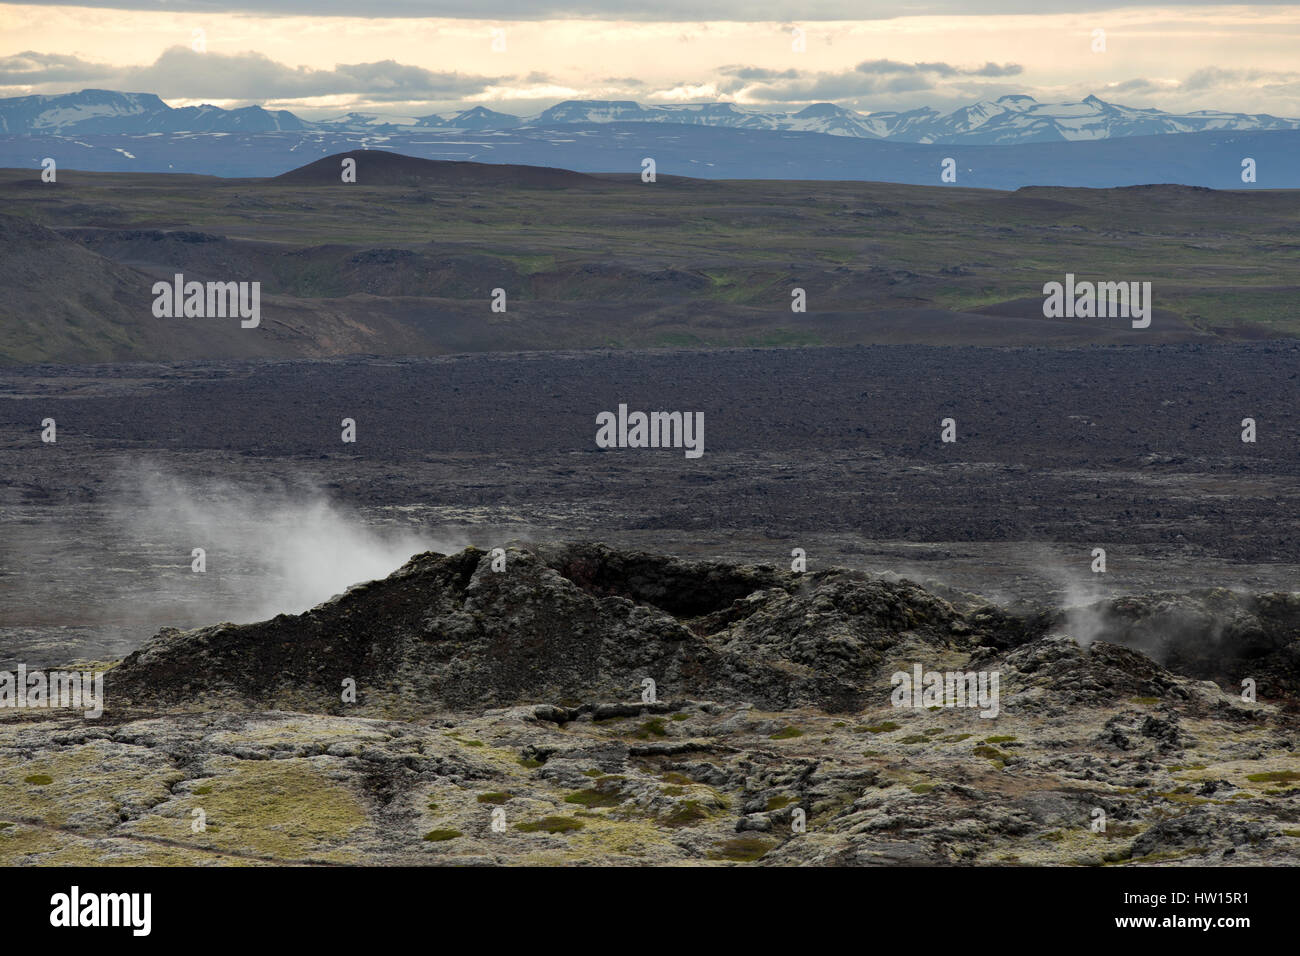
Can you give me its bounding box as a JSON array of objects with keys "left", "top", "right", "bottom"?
[{"left": 105, "top": 544, "right": 1300, "bottom": 717}]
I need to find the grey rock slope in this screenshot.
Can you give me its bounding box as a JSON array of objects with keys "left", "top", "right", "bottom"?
[
  {"left": 110, "top": 543, "right": 965, "bottom": 713},
  {"left": 107, "top": 543, "right": 1299, "bottom": 715}
]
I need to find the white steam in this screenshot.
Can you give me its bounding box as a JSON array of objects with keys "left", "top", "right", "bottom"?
[
  {"left": 109, "top": 463, "right": 459, "bottom": 626},
  {"left": 1022, "top": 543, "right": 1117, "bottom": 647}
]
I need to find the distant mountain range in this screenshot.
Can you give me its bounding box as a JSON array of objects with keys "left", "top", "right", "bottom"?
[
  {"left": 3, "top": 88, "right": 1298, "bottom": 188},
  {"left": 4, "top": 88, "right": 1299, "bottom": 145},
  {"left": 0, "top": 89, "right": 305, "bottom": 134}
]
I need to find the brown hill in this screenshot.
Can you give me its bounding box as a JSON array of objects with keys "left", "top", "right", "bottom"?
[{"left": 271, "top": 149, "right": 599, "bottom": 188}]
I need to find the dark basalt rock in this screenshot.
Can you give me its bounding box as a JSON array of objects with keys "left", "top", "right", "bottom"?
[{"left": 105, "top": 544, "right": 1300, "bottom": 716}]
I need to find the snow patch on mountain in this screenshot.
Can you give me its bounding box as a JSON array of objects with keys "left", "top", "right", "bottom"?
[{"left": 4, "top": 89, "right": 1298, "bottom": 144}]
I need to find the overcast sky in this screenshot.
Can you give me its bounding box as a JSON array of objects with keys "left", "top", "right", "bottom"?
[{"left": 2, "top": 2, "right": 1299, "bottom": 118}]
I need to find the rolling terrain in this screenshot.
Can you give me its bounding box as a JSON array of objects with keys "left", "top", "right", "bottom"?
[
  {"left": 2, "top": 152, "right": 1298, "bottom": 365},
  {"left": 1, "top": 154, "right": 1297, "bottom": 869}
]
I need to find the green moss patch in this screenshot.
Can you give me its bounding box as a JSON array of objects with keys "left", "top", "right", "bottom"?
[
  {"left": 423, "top": 829, "right": 462, "bottom": 842},
  {"left": 662, "top": 800, "right": 709, "bottom": 827},
  {"left": 855, "top": 722, "right": 901, "bottom": 734},
  {"left": 515, "top": 816, "right": 583, "bottom": 834},
  {"left": 709, "top": 836, "right": 775, "bottom": 862},
  {"left": 1245, "top": 770, "right": 1300, "bottom": 784},
  {"left": 564, "top": 787, "right": 623, "bottom": 809},
  {"left": 129, "top": 758, "right": 368, "bottom": 861},
  {"left": 632, "top": 718, "right": 668, "bottom": 739}
]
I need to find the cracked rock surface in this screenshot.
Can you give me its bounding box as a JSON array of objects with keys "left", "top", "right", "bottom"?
[{"left": 2, "top": 544, "right": 1297, "bottom": 866}]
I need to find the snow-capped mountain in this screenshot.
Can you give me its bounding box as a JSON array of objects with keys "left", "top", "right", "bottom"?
[
  {"left": 0, "top": 89, "right": 168, "bottom": 134},
  {"left": 424, "top": 106, "right": 522, "bottom": 130},
  {"left": 525, "top": 99, "right": 880, "bottom": 135},
  {"left": 311, "top": 105, "right": 523, "bottom": 131},
  {"left": 0, "top": 89, "right": 303, "bottom": 134},
  {"left": 881, "top": 93, "right": 1300, "bottom": 144},
  {"left": 519, "top": 94, "right": 1300, "bottom": 143},
  {"left": 3, "top": 89, "right": 1297, "bottom": 144},
  {"left": 315, "top": 111, "right": 424, "bottom": 129}
]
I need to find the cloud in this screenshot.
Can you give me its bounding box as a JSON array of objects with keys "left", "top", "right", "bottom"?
[
  {"left": 720, "top": 66, "right": 801, "bottom": 81},
  {"left": 969, "top": 62, "right": 1024, "bottom": 78},
  {"left": 115, "top": 48, "right": 505, "bottom": 102},
  {"left": 3, "top": 50, "right": 1018, "bottom": 110},
  {"left": 0, "top": 51, "right": 116, "bottom": 85},
  {"left": 16, "top": 0, "right": 1300, "bottom": 21},
  {"left": 1100, "top": 77, "right": 1171, "bottom": 96},
  {"left": 854, "top": 59, "right": 1022, "bottom": 78},
  {"left": 1, "top": 47, "right": 512, "bottom": 104},
  {"left": 1089, "top": 69, "right": 1300, "bottom": 114},
  {"left": 1178, "top": 66, "right": 1300, "bottom": 92},
  {"left": 729, "top": 59, "right": 1024, "bottom": 103}
]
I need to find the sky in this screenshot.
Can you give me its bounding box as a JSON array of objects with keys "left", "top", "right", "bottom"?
[{"left": 2, "top": 2, "right": 1299, "bottom": 118}]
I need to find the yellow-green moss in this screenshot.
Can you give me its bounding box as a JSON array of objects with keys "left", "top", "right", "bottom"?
[
  {"left": 564, "top": 788, "right": 623, "bottom": 809},
  {"left": 515, "top": 816, "right": 583, "bottom": 834},
  {"left": 127, "top": 757, "right": 368, "bottom": 862},
  {"left": 662, "top": 800, "right": 709, "bottom": 827},
  {"left": 1245, "top": 770, "right": 1300, "bottom": 784},
  {"left": 633, "top": 718, "right": 669, "bottom": 739},
  {"left": 709, "top": 835, "right": 775, "bottom": 862},
  {"left": 0, "top": 745, "right": 186, "bottom": 830},
  {"left": 423, "top": 829, "right": 462, "bottom": 842}
]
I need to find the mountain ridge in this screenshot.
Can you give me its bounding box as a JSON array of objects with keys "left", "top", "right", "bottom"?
[{"left": 5, "top": 88, "right": 1298, "bottom": 145}]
